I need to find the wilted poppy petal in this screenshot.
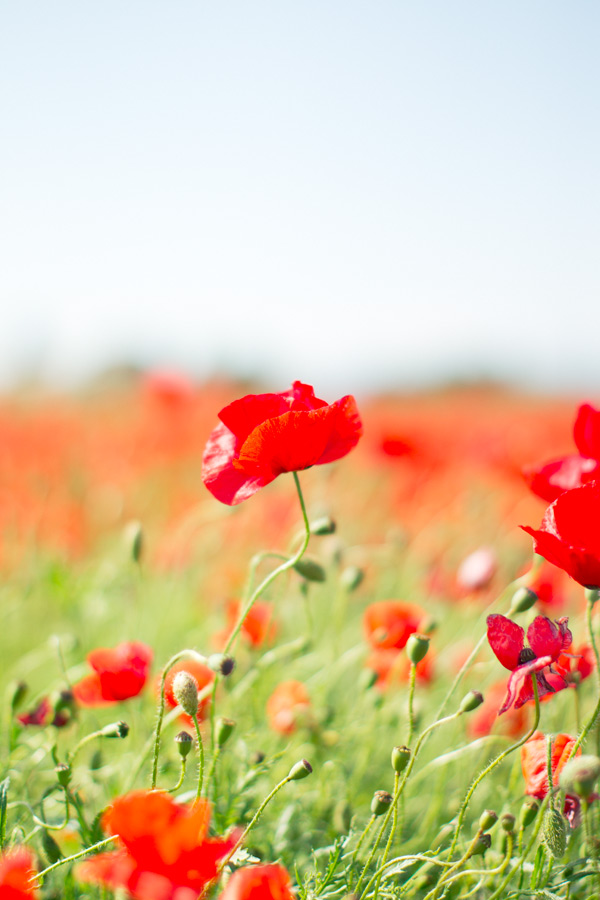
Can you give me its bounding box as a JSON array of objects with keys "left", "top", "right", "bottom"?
[
  {"left": 573, "top": 403, "right": 600, "bottom": 458},
  {"left": 500, "top": 656, "right": 552, "bottom": 714},
  {"left": 486, "top": 614, "right": 524, "bottom": 671}
]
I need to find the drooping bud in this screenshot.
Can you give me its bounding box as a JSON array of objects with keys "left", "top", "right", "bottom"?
[
  {"left": 55, "top": 763, "right": 71, "bottom": 788},
  {"left": 520, "top": 797, "right": 539, "bottom": 828},
  {"left": 124, "top": 520, "right": 144, "bottom": 563},
  {"left": 371, "top": 790, "right": 393, "bottom": 816},
  {"left": 500, "top": 813, "right": 516, "bottom": 833},
  {"left": 172, "top": 671, "right": 199, "bottom": 718},
  {"left": 216, "top": 717, "right": 236, "bottom": 747},
  {"left": 310, "top": 516, "right": 336, "bottom": 536},
  {"left": 294, "top": 558, "right": 326, "bottom": 583},
  {"left": 207, "top": 653, "right": 235, "bottom": 676},
  {"left": 469, "top": 833, "right": 491, "bottom": 857},
  {"left": 174, "top": 731, "right": 193, "bottom": 758},
  {"left": 288, "top": 758, "right": 313, "bottom": 781},
  {"left": 406, "top": 633, "right": 430, "bottom": 665},
  {"left": 340, "top": 565, "right": 364, "bottom": 592},
  {"left": 509, "top": 586, "right": 538, "bottom": 614},
  {"left": 478, "top": 809, "right": 498, "bottom": 831},
  {"left": 559, "top": 755, "right": 600, "bottom": 800},
  {"left": 391, "top": 745, "right": 411, "bottom": 774},
  {"left": 543, "top": 807, "right": 567, "bottom": 858},
  {"left": 459, "top": 690, "right": 484, "bottom": 713},
  {"left": 101, "top": 720, "right": 129, "bottom": 739}
]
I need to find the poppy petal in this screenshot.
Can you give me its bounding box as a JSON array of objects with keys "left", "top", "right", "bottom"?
[
  {"left": 202, "top": 422, "right": 276, "bottom": 506},
  {"left": 527, "top": 616, "right": 571, "bottom": 661},
  {"left": 499, "top": 656, "right": 552, "bottom": 714},
  {"left": 486, "top": 614, "right": 524, "bottom": 671},
  {"left": 573, "top": 403, "right": 600, "bottom": 458}
]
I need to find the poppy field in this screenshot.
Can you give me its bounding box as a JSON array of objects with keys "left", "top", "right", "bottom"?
[{"left": 3, "top": 375, "right": 600, "bottom": 900}]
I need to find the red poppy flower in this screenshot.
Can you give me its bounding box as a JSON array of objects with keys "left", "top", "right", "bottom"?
[
  {"left": 163, "top": 659, "right": 215, "bottom": 725},
  {"left": 17, "top": 692, "right": 73, "bottom": 728},
  {"left": 363, "top": 601, "right": 425, "bottom": 651},
  {"left": 202, "top": 382, "right": 362, "bottom": 506},
  {"left": 573, "top": 403, "right": 600, "bottom": 458},
  {"left": 76, "top": 790, "right": 237, "bottom": 900},
  {"left": 266, "top": 680, "right": 311, "bottom": 735},
  {"left": 486, "top": 614, "right": 572, "bottom": 713},
  {"left": 213, "top": 600, "right": 277, "bottom": 650},
  {"left": 0, "top": 847, "right": 39, "bottom": 899},
  {"left": 219, "top": 864, "right": 295, "bottom": 900},
  {"left": 521, "top": 731, "right": 579, "bottom": 799},
  {"left": 521, "top": 482, "right": 600, "bottom": 589},
  {"left": 72, "top": 642, "right": 153, "bottom": 706},
  {"left": 467, "top": 681, "right": 531, "bottom": 739}
]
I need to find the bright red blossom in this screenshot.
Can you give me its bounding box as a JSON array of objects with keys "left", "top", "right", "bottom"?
[
  {"left": 0, "top": 847, "right": 38, "bottom": 899},
  {"left": 521, "top": 482, "right": 600, "bottom": 588},
  {"left": 521, "top": 731, "right": 579, "bottom": 799},
  {"left": 487, "top": 614, "right": 572, "bottom": 713},
  {"left": 202, "top": 382, "right": 362, "bottom": 505},
  {"left": 72, "top": 642, "right": 153, "bottom": 706},
  {"left": 76, "top": 791, "right": 237, "bottom": 900},
  {"left": 363, "top": 601, "right": 425, "bottom": 651},
  {"left": 219, "top": 865, "right": 294, "bottom": 900}
]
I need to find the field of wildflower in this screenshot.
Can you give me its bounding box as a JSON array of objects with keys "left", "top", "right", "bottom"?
[{"left": 2, "top": 375, "right": 600, "bottom": 900}]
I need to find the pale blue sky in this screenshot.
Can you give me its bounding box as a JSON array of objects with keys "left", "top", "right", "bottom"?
[{"left": 1, "top": 1, "right": 599, "bottom": 394}]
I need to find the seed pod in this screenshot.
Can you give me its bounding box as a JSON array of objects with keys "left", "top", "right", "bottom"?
[
  {"left": 294, "top": 558, "right": 326, "bottom": 583},
  {"left": 469, "top": 833, "right": 491, "bottom": 857},
  {"left": 500, "top": 813, "right": 515, "bottom": 833},
  {"left": 391, "top": 745, "right": 411, "bottom": 774},
  {"left": 370, "top": 790, "right": 393, "bottom": 816},
  {"left": 288, "top": 758, "right": 313, "bottom": 781},
  {"left": 459, "top": 690, "right": 484, "bottom": 713},
  {"left": 543, "top": 807, "right": 567, "bottom": 859},
  {"left": 478, "top": 809, "right": 498, "bottom": 831},
  {"left": 406, "top": 633, "right": 430, "bottom": 665},
  {"left": 509, "top": 586, "right": 538, "bottom": 614},
  {"left": 520, "top": 797, "right": 539, "bottom": 828},
  {"left": 175, "top": 731, "right": 193, "bottom": 758}
]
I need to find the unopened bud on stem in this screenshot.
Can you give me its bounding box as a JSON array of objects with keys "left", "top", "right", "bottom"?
[
  {"left": 459, "top": 690, "right": 484, "bottom": 713},
  {"left": 175, "top": 731, "right": 193, "bottom": 758},
  {"left": 371, "top": 790, "right": 393, "bottom": 816},
  {"left": 288, "top": 759, "right": 313, "bottom": 781},
  {"left": 406, "top": 633, "right": 430, "bottom": 665},
  {"left": 391, "top": 745, "right": 411, "bottom": 774},
  {"left": 172, "top": 671, "right": 199, "bottom": 718}
]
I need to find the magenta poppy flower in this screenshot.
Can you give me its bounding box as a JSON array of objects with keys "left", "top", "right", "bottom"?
[
  {"left": 487, "top": 614, "right": 572, "bottom": 713},
  {"left": 202, "top": 382, "right": 362, "bottom": 506},
  {"left": 521, "top": 482, "right": 600, "bottom": 589}
]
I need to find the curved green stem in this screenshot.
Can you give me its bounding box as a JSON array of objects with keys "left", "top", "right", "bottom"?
[
  {"left": 193, "top": 714, "right": 205, "bottom": 801},
  {"left": 168, "top": 758, "right": 187, "bottom": 793},
  {"left": 32, "top": 835, "right": 118, "bottom": 883}
]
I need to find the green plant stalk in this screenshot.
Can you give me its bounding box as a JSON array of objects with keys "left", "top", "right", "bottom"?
[
  {"left": 355, "top": 853, "right": 454, "bottom": 899},
  {"left": 567, "top": 596, "right": 600, "bottom": 760},
  {"left": 485, "top": 795, "right": 549, "bottom": 900},
  {"left": 67, "top": 729, "right": 109, "bottom": 766},
  {"left": 193, "top": 714, "right": 204, "bottom": 801},
  {"left": 351, "top": 814, "right": 375, "bottom": 870},
  {"left": 426, "top": 832, "right": 514, "bottom": 899},
  {"left": 406, "top": 663, "right": 417, "bottom": 749},
  {"left": 447, "top": 674, "right": 541, "bottom": 860},
  {"left": 32, "top": 835, "right": 118, "bottom": 884},
  {"left": 169, "top": 758, "right": 187, "bottom": 793}
]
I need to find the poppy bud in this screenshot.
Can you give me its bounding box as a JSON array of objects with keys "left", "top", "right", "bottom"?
[
  {"left": 208, "top": 653, "right": 235, "bottom": 676},
  {"left": 520, "top": 797, "right": 539, "bottom": 828},
  {"left": 101, "top": 721, "right": 129, "bottom": 739},
  {"left": 55, "top": 763, "right": 71, "bottom": 788},
  {"left": 559, "top": 755, "right": 600, "bottom": 800},
  {"left": 478, "top": 809, "right": 498, "bottom": 831},
  {"left": 340, "top": 566, "right": 364, "bottom": 592},
  {"left": 175, "top": 731, "right": 193, "bottom": 758},
  {"left": 294, "top": 558, "right": 327, "bottom": 583},
  {"left": 391, "top": 745, "right": 411, "bottom": 774},
  {"left": 216, "top": 717, "right": 236, "bottom": 747},
  {"left": 310, "top": 516, "right": 336, "bottom": 535},
  {"left": 124, "top": 520, "right": 144, "bottom": 563},
  {"left": 288, "top": 758, "right": 313, "bottom": 781},
  {"left": 371, "top": 790, "right": 393, "bottom": 816},
  {"left": 543, "top": 807, "right": 567, "bottom": 858},
  {"left": 500, "top": 813, "right": 515, "bottom": 833},
  {"left": 459, "top": 690, "right": 484, "bottom": 713},
  {"left": 9, "top": 681, "right": 28, "bottom": 712},
  {"left": 509, "top": 587, "right": 538, "bottom": 614},
  {"left": 469, "top": 833, "right": 491, "bottom": 857},
  {"left": 172, "top": 671, "right": 199, "bottom": 718},
  {"left": 406, "top": 633, "right": 430, "bottom": 665}
]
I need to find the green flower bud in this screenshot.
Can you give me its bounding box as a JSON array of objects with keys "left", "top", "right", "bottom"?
[
  {"left": 172, "top": 671, "right": 199, "bottom": 717},
  {"left": 310, "top": 516, "right": 336, "bottom": 535},
  {"left": 459, "top": 690, "right": 484, "bottom": 713},
  {"left": 559, "top": 754, "right": 600, "bottom": 800},
  {"left": 469, "top": 833, "right": 491, "bottom": 857},
  {"left": 101, "top": 720, "right": 129, "bottom": 739},
  {"left": 391, "top": 745, "right": 411, "bottom": 774},
  {"left": 500, "top": 813, "right": 516, "bottom": 833},
  {"left": 55, "top": 763, "right": 71, "bottom": 788},
  {"left": 406, "top": 633, "right": 430, "bottom": 665},
  {"left": 294, "top": 558, "right": 326, "bottom": 583},
  {"left": 509, "top": 586, "right": 538, "bottom": 614},
  {"left": 520, "top": 797, "right": 539, "bottom": 828},
  {"left": 543, "top": 807, "right": 567, "bottom": 859},
  {"left": 340, "top": 565, "right": 364, "bottom": 592},
  {"left": 216, "top": 717, "right": 236, "bottom": 747},
  {"left": 41, "top": 829, "right": 63, "bottom": 864},
  {"left": 288, "top": 758, "right": 313, "bottom": 781},
  {"left": 370, "top": 790, "right": 393, "bottom": 816},
  {"left": 174, "top": 731, "right": 193, "bottom": 758},
  {"left": 124, "top": 520, "right": 144, "bottom": 563},
  {"left": 478, "top": 809, "right": 498, "bottom": 831},
  {"left": 207, "top": 653, "right": 235, "bottom": 676}
]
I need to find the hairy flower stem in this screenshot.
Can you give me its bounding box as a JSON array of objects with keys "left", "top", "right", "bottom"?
[
  {"left": 356, "top": 853, "right": 454, "bottom": 898},
  {"left": 446, "top": 675, "right": 541, "bottom": 863},
  {"left": 406, "top": 663, "right": 417, "bottom": 749},
  {"left": 423, "top": 830, "right": 486, "bottom": 900},
  {"left": 567, "top": 594, "right": 600, "bottom": 760},
  {"left": 430, "top": 833, "right": 514, "bottom": 898},
  {"left": 193, "top": 714, "right": 205, "bottom": 801},
  {"left": 169, "top": 758, "right": 187, "bottom": 793},
  {"left": 150, "top": 649, "right": 209, "bottom": 790},
  {"left": 355, "top": 711, "right": 461, "bottom": 898},
  {"left": 209, "top": 471, "right": 311, "bottom": 761},
  {"left": 351, "top": 815, "right": 375, "bottom": 869},
  {"left": 486, "top": 796, "right": 548, "bottom": 900},
  {"left": 32, "top": 835, "right": 118, "bottom": 884}
]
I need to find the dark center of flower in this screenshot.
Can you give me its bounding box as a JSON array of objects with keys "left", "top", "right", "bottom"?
[{"left": 518, "top": 648, "right": 536, "bottom": 665}]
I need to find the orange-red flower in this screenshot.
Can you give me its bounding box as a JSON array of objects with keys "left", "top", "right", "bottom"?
[
  {"left": 467, "top": 682, "right": 530, "bottom": 739},
  {"left": 363, "top": 601, "right": 425, "bottom": 651},
  {"left": 521, "top": 731, "right": 579, "bottom": 799},
  {"left": 77, "top": 790, "right": 237, "bottom": 900},
  {"left": 365, "top": 647, "right": 434, "bottom": 690},
  {"left": 213, "top": 601, "right": 277, "bottom": 650},
  {"left": 202, "top": 382, "right": 362, "bottom": 505},
  {"left": 266, "top": 681, "right": 311, "bottom": 734},
  {"left": 72, "top": 642, "right": 153, "bottom": 706},
  {"left": 163, "top": 659, "right": 215, "bottom": 725},
  {"left": 219, "top": 865, "right": 294, "bottom": 900},
  {"left": 0, "top": 847, "right": 38, "bottom": 899}
]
